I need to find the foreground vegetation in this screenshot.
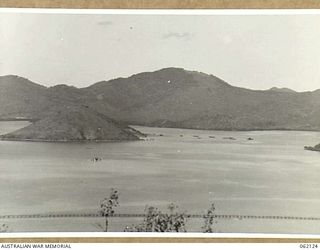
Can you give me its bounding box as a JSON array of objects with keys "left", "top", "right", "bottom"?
[
  {"left": 100, "top": 188, "right": 216, "bottom": 233},
  {"left": 1, "top": 188, "right": 216, "bottom": 233}
]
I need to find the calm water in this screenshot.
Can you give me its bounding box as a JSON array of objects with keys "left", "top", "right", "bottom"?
[{"left": 1, "top": 122, "right": 320, "bottom": 233}]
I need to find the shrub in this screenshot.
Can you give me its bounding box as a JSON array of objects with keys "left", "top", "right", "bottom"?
[{"left": 124, "top": 203, "right": 189, "bottom": 232}]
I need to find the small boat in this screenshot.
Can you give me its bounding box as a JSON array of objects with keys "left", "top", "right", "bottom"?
[{"left": 92, "top": 157, "right": 102, "bottom": 162}]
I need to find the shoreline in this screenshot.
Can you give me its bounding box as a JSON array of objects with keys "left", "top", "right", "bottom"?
[
  {"left": 0, "top": 137, "right": 143, "bottom": 143},
  {"left": 1, "top": 120, "right": 320, "bottom": 132},
  {"left": 132, "top": 124, "right": 320, "bottom": 133},
  {"left": 2, "top": 123, "right": 320, "bottom": 143},
  {"left": 0, "top": 118, "right": 37, "bottom": 122},
  {"left": 304, "top": 146, "right": 320, "bottom": 152},
  {"left": 0, "top": 118, "right": 320, "bottom": 132}
]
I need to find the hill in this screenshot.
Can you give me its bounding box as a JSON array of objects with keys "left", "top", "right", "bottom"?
[
  {"left": 84, "top": 68, "right": 320, "bottom": 130},
  {"left": 0, "top": 75, "right": 48, "bottom": 119},
  {"left": 0, "top": 106, "right": 144, "bottom": 141},
  {"left": 1, "top": 68, "right": 320, "bottom": 131}
]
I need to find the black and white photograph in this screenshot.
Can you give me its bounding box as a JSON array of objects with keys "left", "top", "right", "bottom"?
[{"left": 1, "top": 9, "right": 320, "bottom": 234}]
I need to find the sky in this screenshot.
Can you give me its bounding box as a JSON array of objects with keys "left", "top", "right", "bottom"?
[{"left": 1, "top": 11, "right": 320, "bottom": 91}]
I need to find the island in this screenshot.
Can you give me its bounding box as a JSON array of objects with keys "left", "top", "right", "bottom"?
[{"left": 0, "top": 106, "right": 145, "bottom": 142}]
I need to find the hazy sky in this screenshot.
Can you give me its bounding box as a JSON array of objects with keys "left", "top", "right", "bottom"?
[{"left": 1, "top": 12, "right": 320, "bottom": 91}]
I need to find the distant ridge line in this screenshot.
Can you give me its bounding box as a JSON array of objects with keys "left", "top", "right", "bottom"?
[{"left": 1, "top": 68, "right": 317, "bottom": 93}]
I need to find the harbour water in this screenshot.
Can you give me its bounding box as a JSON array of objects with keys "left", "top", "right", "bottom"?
[{"left": 1, "top": 122, "right": 320, "bottom": 233}]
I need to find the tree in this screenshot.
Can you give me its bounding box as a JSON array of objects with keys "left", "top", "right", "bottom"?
[
  {"left": 202, "top": 203, "right": 216, "bottom": 233},
  {"left": 99, "top": 188, "right": 119, "bottom": 232}
]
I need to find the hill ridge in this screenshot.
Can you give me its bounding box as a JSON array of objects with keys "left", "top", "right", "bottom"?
[{"left": 1, "top": 68, "right": 320, "bottom": 132}]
